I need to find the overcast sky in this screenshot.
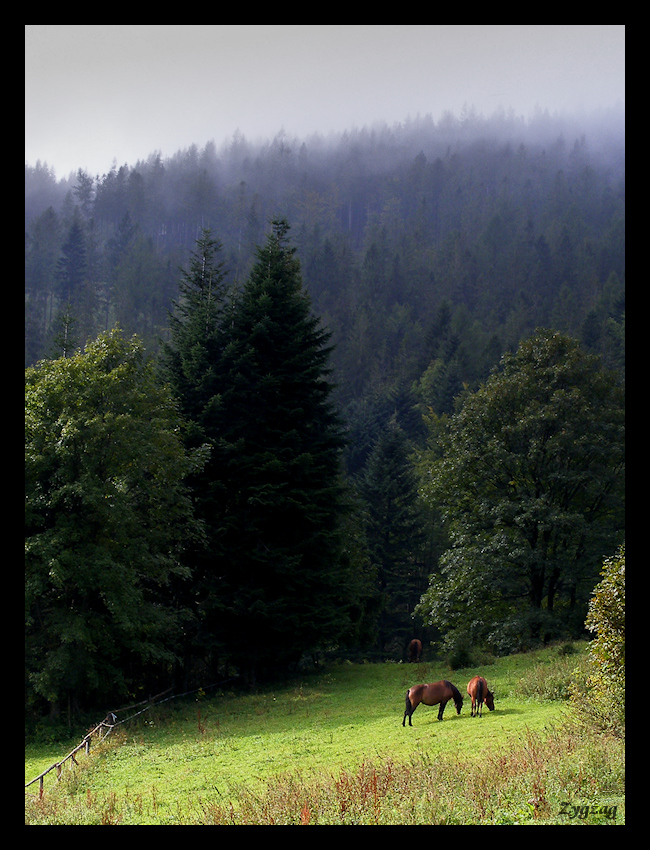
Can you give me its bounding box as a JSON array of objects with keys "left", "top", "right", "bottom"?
[{"left": 25, "top": 25, "right": 625, "bottom": 181}]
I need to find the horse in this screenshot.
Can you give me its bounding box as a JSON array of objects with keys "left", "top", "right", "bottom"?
[
  {"left": 466, "top": 675, "right": 495, "bottom": 717},
  {"left": 407, "top": 638, "right": 422, "bottom": 663},
  {"left": 403, "top": 680, "right": 463, "bottom": 726}
]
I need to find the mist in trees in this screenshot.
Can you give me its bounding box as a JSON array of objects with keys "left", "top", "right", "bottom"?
[{"left": 26, "top": 108, "right": 625, "bottom": 388}]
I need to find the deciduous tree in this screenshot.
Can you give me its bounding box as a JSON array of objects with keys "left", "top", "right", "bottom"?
[
  {"left": 25, "top": 330, "right": 203, "bottom": 719},
  {"left": 415, "top": 330, "right": 625, "bottom": 655}
]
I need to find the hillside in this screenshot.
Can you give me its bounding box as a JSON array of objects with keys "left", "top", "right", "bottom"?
[{"left": 25, "top": 645, "right": 624, "bottom": 824}]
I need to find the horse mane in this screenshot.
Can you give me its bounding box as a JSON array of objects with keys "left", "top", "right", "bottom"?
[{"left": 445, "top": 680, "right": 464, "bottom": 707}]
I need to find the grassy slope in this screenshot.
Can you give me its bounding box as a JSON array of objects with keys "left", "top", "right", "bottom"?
[{"left": 25, "top": 644, "right": 624, "bottom": 824}]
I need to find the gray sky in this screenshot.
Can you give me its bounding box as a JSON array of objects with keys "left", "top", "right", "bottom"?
[{"left": 25, "top": 25, "right": 625, "bottom": 180}]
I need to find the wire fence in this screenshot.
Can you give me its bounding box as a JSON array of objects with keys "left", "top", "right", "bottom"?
[{"left": 25, "top": 677, "right": 240, "bottom": 799}]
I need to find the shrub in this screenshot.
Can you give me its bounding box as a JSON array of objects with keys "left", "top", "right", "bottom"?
[
  {"left": 571, "top": 545, "right": 625, "bottom": 736},
  {"left": 517, "top": 651, "right": 588, "bottom": 702}
]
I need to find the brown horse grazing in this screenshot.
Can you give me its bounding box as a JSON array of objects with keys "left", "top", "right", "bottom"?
[
  {"left": 403, "top": 680, "right": 463, "bottom": 726},
  {"left": 467, "top": 675, "right": 495, "bottom": 717},
  {"left": 407, "top": 639, "right": 422, "bottom": 663}
]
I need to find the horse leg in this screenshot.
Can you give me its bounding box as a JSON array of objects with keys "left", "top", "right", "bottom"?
[{"left": 438, "top": 700, "right": 448, "bottom": 721}]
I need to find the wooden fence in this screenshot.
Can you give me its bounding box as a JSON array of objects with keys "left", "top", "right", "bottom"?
[
  {"left": 25, "top": 714, "right": 117, "bottom": 799},
  {"left": 25, "top": 680, "right": 238, "bottom": 799},
  {"left": 24, "top": 687, "right": 173, "bottom": 799}
]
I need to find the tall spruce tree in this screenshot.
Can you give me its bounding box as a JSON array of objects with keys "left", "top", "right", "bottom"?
[
  {"left": 214, "top": 219, "right": 352, "bottom": 681},
  {"left": 359, "top": 417, "right": 427, "bottom": 653},
  {"left": 162, "top": 221, "right": 354, "bottom": 682},
  {"left": 159, "top": 229, "right": 231, "bottom": 675},
  {"left": 161, "top": 229, "right": 228, "bottom": 431},
  {"left": 55, "top": 208, "right": 87, "bottom": 306}
]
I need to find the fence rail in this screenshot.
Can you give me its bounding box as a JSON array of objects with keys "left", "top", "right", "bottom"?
[
  {"left": 25, "top": 715, "right": 116, "bottom": 799},
  {"left": 25, "top": 679, "right": 238, "bottom": 799}
]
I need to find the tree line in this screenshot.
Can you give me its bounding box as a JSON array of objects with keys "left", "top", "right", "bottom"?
[{"left": 25, "top": 110, "right": 624, "bottom": 722}]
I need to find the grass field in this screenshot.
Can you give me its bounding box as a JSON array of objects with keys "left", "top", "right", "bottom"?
[{"left": 25, "top": 643, "right": 625, "bottom": 825}]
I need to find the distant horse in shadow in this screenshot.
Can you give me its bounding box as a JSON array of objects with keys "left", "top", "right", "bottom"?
[
  {"left": 403, "top": 680, "right": 463, "bottom": 726},
  {"left": 467, "top": 675, "right": 495, "bottom": 717},
  {"left": 407, "top": 639, "right": 422, "bottom": 663}
]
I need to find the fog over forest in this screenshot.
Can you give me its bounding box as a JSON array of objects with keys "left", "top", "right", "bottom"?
[
  {"left": 26, "top": 105, "right": 625, "bottom": 466},
  {"left": 26, "top": 104, "right": 625, "bottom": 223}
]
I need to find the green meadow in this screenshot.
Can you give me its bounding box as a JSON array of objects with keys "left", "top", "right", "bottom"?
[{"left": 25, "top": 643, "right": 624, "bottom": 825}]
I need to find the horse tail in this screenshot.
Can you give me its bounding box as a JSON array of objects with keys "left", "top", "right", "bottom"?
[
  {"left": 405, "top": 689, "right": 413, "bottom": 713},
  {"left": 476, "top": 678, "right": 484, "bottom": 702},
  {"left": 403, "top": 689, "right": 415, "bottom": 726}
]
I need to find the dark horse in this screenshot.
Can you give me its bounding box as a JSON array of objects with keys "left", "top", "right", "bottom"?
[
  {"left": 467, "top": 675, "right": 495, "bottom": 717},
  {"left": 403, "top": 680, "right": 463, "bottom": 726},
  {"left": 407, "top": 639, "right": 422, "bottom": 663}
]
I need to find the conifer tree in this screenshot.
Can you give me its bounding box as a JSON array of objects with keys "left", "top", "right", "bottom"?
[
  {"left": 359, "top": 417, "right": 427, "bottom": 652},
  {"left": 213, "top": 219, "right": 352, "bottom": 680},
  {"left": 162, "top": 221, "right": 354, "bottom": 682},
  {"left": 162, "top": 228, "right": 228, "bottom": 434},
  {"left": 159, "top": 230, "right": 231, "bottom": 672},
  {"left": 55, "top": 208, "right": 87, "bottom": 306}
]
